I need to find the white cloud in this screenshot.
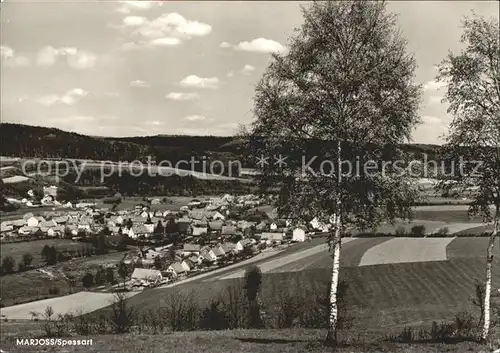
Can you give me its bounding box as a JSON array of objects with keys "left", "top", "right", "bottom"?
[
  {"left": 116, "top": 1, "right": 162, "bottom": 14},
  {"left": 241, "top": 64, "right": 255, "bottom": 75},
  {"left": 1, "top": 45, "right": 30, "bottom": 67},
  {"left": 119, "top": 12, "right": 211, "bottom": 50},
  {"left": 1, "top": 45, "right": 14, "bottom": 59},
  {"left": 180, "top": 75, "right": 219, "bottom": 89},
  {"left": 184, "top": 115, "right": 206, "bottom": 122},
  {"left": 123, "top": 16, "right": 148, "bottom": 27},
  {"left": 166, "top": 92, "right": 200, "bottom": 101},
  {"left": 423, "top": 80, "right": 447, "bottom": 91},
  {"left": 220, "top": 42, "right": 231, "bottom": 48},
  {"left": 36, "top": 46, "right": 96, "bottom": 69},
  {"left": 37, "top": 88, "right": 89, "bottom": 106},
  {"left": 130, "top": 80, "right": 150, "bottom": 88},
  {"left": 148, "top": 37, "right": 181, "bottom": 47},
  {"left": 227, "top": 71, "right": 234, "bottom": 78},
  {"left": 234, "top": 38, "right": 286, "bottom": 54},
  {"left": 149, "top": 120, "right": 164, "bottom": 125}
]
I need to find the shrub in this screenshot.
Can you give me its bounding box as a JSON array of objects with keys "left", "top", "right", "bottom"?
[
  {"left": 220, "top": 280, "right": 248, "bottom": 329},
  {"left": 109, "top": 292, "right": 136, "bottom": 334},
  {"left": 82, "top": 273, "right": 94, "bottom": 288},
  {"left": 22, "top": 253, "right": 33, "bottom": 268},
  {"left": 2, "top": 256, "right": 15, "bottom": 274},
  {"left": 410, "top": 225, "right": 426, "bottom": 237},
  {"left": 272, "top": 291, "right": 303, "bottom": 328},
  {"left": 437, "top": 227, "right": 450, "bottom": 236},
  {"left": 162, "top": 289, "right": 200, "bottom": 331},
  {"left": 198, "top": 299, "right": 230, "bottom": 330},
  {"left": 395, "top": 226, "right": 407, "bottom": 236}
]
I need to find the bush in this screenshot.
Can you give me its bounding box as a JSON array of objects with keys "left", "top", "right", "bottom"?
[
  {"left": 2, "top": 256, "right": 16, "bottom": 274},
  {"left": 272, "top": 291, "right": 303, "bottom": 328},
  {"left": 109, "top": 292, "right": 136, "bottom": 333},
  {"left": 395, "top": 226, "right": 407, "bottom": 236},
  {"left": 218, "top": 281, "right": 248, "bottom": 329},
  {"left": 82, "top": 273, "right": 94, "bottom": 288},
  {"left": 198, "top": 299, "right": 230, "bottom": 330},
  {"left": 22, "top": 253, "right": 33, "bottom": 268},
  {"left": 437, "top": 227, "right": 449, "bottom": 236},
  {"left": 162, "top": 289, "right": 200, "bottom": 331},
  {"left": 410, "top": 225, "right": 426, "bottom": 236}
]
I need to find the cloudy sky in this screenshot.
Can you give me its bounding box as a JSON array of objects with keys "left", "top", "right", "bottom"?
[{"left": 1, "top": 1, "right": 498, "bottom": 144}]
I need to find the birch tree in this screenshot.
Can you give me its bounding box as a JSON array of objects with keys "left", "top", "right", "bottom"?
[
  {"left": 246, "top": 0, "right": 421, "bottom": 346},
  {"left": 436, "top": 14, "right": 500, "bottom": 341}
]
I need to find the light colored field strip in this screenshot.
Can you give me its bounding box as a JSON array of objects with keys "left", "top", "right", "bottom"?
[
  {"left": 2, "top": 175, "right": 29, "bottom": 184},
  {"left": 413, "top": 205, "right": 496, "bottom": 212},
  {"left": 0, "top": 291, "right": 136, "bottom": 320},
  {"left": 358, "top": 237, "right": 456, "bottom": 267},
  {"left": 215, "top": 238, "right": 357, "bottom": 280},
  {"left": 433, "top": 223, "right": 489, "bottom": 234}
]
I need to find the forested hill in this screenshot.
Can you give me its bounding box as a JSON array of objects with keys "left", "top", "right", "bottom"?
[
  {"left": 0, "top": 123, "right": 442, "bottom": 162},
  {"left": 0, "top": 123, "right": 148, "bottom": 161}
]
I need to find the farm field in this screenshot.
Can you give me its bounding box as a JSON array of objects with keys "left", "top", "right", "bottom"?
[
  {"left": 0, "top": 291, "right": 136, "bottom": 320},
  {"left": 0, "top": 250, "right": 128, "bottom": 307},
  {"left": 80, "top": 235, "right": 500, "bottom": 331},
  {"left": 112, "top": 258, "right": 500, "bottom": 331},
  {"left": 2, "top": 233, "right": 497, "bottom": 321},
  {"left": 411, "top": 209, "right": 487, "bottom": 223},
  {"left": 1, "top": 239, "right": 92, "bottom": 268}
]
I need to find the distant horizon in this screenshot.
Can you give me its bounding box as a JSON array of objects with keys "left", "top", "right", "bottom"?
[{"left": 0, "top": 122, "right": 443, "bottom": 146}]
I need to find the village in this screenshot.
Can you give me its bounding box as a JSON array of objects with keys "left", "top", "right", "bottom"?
[{"left": 0, "top": 187, "right": 321, "bottom": 294}]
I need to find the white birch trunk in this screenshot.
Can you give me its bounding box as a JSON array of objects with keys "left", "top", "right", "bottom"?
[
  {"left": 326, "top": 213, "right": 342, "bottom": 345},
  {"left": 482, "top": 205, "right": 499, "bottom": 341},
  {"left": 326, "top": 140, "right": 342, "bottom": 346}
]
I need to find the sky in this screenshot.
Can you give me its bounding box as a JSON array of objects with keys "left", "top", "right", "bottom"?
[{"left": 1, "top": 1, "right": 498, "bottom": 144}]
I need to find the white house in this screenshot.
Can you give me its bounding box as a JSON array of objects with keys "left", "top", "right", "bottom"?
[
  {"left": 192, "top": 226, "right": 208, "bottom": 237},
  {"left": 167, "top": 262, "right": 187, "bottom": 277},
  {"left": 208, "top": 247, "right": 224, "bottom": 261},
  {"left": 131, "top": 268, "right": 163, "bottom": 283},
  {"left": 235, "top": 239, "right": 252, "bottom": 252},
  {"left": 261, "top": 232, "right": 284, "bottom": 244},
  {"left": 181, "top": 259, "right": 194, "bottom": 272},
  {"left": 292, "top": 227, "right": 307, "bottom": 242},
  {"left": 26, "top": 216, "right": 39, "bottom": 227}
]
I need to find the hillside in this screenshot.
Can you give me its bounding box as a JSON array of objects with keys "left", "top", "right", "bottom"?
[
  {"left": 1, "top": 123, "right": 444, "bottom": 164},
  {"left": 0, "top": 123, "right": 148, "bottom": 161}
]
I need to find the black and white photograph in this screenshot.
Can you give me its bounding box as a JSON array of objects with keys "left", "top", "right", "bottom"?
[{"left": 0, "top": 0, "right": 499, "bottom": 352}]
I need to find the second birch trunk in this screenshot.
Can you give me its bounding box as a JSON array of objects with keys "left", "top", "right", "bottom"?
[{"left": 482, "top": 206, "right": 499, "bottom": 341}]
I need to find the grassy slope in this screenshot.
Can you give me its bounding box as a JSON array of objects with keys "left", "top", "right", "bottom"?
[
  {"left": 100, "top": 257, "right": 499, "bottom": 331},
  {"left": 0, "top": 251, "right": 126, "bottom": 307},
  {"left": 1, "top": 239, "right": 91, "bottom": 268},
  {"left": 411, "top": 210, "right": 485, "bottom": 223},
  {"left": 2, "top": 329, "right": 499, "bottom": 353}
]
